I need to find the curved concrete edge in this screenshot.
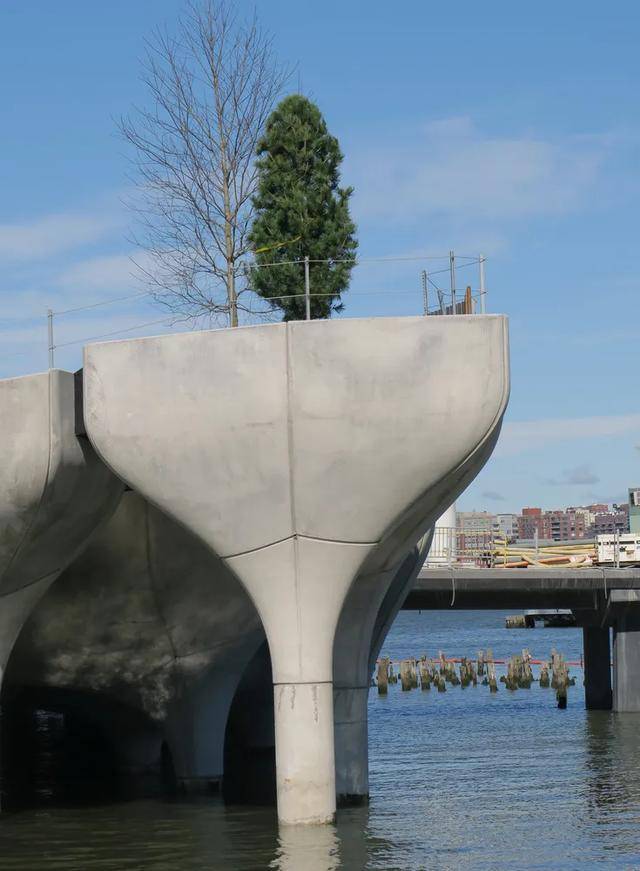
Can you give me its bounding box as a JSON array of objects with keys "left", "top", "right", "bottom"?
[
  {"left": 0, "top": 370, "right": 123, "bottom": 680},
  {"left": 0, "top": 370, "right": 123, "bottom": 596},
  {"left": 333, "top": 535, "right": 433, "bottom": 803},
  {"left": 332, "top": 414, "right": 508, "bottom": 802}
]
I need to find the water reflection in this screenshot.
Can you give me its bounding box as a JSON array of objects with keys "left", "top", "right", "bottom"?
[
  {"left": 584, "top": 711, "right": 640, "bottom": 824},
  {"left": 271, "top": 822, "right": 341, "bottom": 870}
]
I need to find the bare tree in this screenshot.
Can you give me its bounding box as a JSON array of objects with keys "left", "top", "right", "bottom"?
[{"left": 120, "top": 1, "right": 289, "bottom": 326}]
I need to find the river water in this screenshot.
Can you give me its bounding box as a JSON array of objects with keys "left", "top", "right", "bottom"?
[{"left": 1, "top": 610, "right": 640, "bottom": 870}]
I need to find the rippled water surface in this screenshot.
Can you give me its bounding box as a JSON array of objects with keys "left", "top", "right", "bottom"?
[{"left": 2, "top": 610, "right": 640, "bottom": 869}]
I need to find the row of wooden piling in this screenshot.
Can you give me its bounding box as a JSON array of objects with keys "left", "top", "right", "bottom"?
[{"left": 376, "top": 648, "right": 575, "bottom": 707}]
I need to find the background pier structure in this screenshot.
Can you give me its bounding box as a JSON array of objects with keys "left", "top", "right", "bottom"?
[
  {"left": 410, "top": 566, "right": 640, "bottom": 713},
  {"left": 582, "top": 627, "right": 613, "bottom": 711},
  {"left": 0, "top": 315, "right": 509, "bottom": 825},
  {"left": 611, "top": 594, "right": 640, "bottom": 713},
  {"left": 0, "top": 370, "right": 122, "bottom": 691}
]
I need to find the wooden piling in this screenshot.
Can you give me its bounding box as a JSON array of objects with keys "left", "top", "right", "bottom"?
[
  {"left": 419, "top": 658, "right": 432, "bottom": 690},
  {"left": 520, "top": 649, "right": 533, "bottom": 688},
  {"left": 488, "top": 660, "right": 498, "bottom": 693},
  {"left": 377, "top": 657, "right": 389, "bottom": 695},
  {"left": 410, "top": 658, "right": 419, "bottom": 689},
  {"left": 400, "top": 659, "right": 413, "bottom": 691}
]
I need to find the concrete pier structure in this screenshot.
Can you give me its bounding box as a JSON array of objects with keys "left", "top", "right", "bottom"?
[
  {"left": 583, "top": 627, "right": 612, "bottom": 711},
  {"left": 0, "top": 315, "right": 510, "bottom": 824},
  {"left": 81, "top": 316, "right": 509, "bottom": 824},
  {"left": 613, "top": 613, "right": 640, "bottom": 713}
]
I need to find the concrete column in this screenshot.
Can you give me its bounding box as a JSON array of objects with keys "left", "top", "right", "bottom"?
[
  {"left": 274, "top": 682, "right": 336, "bottom": 825},
  {"left": 613, "top": 613, "right": 640, "bottom": 712},
  {"left": 583, "top": 626, "right": 612, "bottom": 710},
  {"left": 333, "top": 686, "right": 369, "bottom": 805}
]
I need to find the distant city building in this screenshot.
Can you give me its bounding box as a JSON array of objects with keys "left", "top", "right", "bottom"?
[
  {"left": 493, "top": 513, "right": 518, "bottom": 540},
  {"left": 546, "top": 509, "right": 587, "bottom": 541},
  {"left": 567, "top": 506, "right": 596, "bottom": 530},
  {"left": 517, "top": 508, "right": 551, "bottom": 540},
  {"left": 592, "top": 504, "right": 629, "bottom": 536},
  {"left": 630, "top": 487, "right": 640, "bottom": 534},
  {"left": 463, "top": 495, "right": 635, "bottom": 544},
  {"left": 457, "top": 510, "right": 494, "bottom": 551}
]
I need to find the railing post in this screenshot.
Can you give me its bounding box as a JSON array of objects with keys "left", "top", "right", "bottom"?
[
  {"left": 47, "top": 309, "right": 54, "bottom": 369},
  {"left": 449, "top": 250, "right": 456, "bottom": 314},
  {"left": 304, "top": 255, "right": 311, "bottom": 321}
]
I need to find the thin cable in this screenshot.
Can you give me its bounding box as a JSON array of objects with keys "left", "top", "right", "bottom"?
[
  {"left": 236, "top": 254, "right": 481, "bottom": 271},
  {"left": 53, "top": 289, "right": 155, "bottom": 317},
  {"left": 54, "top": 317, "right": 176, "bottom": 349}
]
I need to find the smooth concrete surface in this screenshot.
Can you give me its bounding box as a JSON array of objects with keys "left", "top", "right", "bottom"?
[
  {"left": 83, "top": 316, "right": 510, "bottom": 824},
  {"left": 583, "top": 627, "right": 612, "bottom": 711},
  {"left": 5, "top": 491, "right": 266, "bottom": 787},
  {"left": 613, "top": 613, "right": 640, "bottom": 712},
  {"left": 0, "top": 370, "right": 122, "bottom": 681}
]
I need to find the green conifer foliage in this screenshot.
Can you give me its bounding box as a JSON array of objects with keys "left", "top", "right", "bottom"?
[{"left": 249, "top": 95, "right": 358, "bottom": 320}]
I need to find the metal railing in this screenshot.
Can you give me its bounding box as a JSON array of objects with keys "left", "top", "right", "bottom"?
[
  {"left": 425, "top": 527, "right": 495, "bottom": 568},
  {"left": 424, "top": 527, "right": 607, "bottom": 569},
  {"left": 0, "top": 250, "right": 489, "bottom": 379}
]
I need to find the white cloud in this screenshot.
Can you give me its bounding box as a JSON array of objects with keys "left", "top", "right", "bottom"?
[
  {"left": 0, "top": 210, "right": 123, "bottom": 263},
  {"left": 350, "top": 117, "right": 608, "bottom": 225},
  {"left": 496, "top": 413, "right": 640, "bottom": 458},
  {"left": 546, "top": 464, "right": 600, "bottom": 486}
]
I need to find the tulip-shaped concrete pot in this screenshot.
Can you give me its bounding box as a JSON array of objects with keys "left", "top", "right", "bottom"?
[
  {"left": 0, "top": 370, "right": 122, "bottom": 687},
  {"left": 83, "top": 315, "right": 509, "bottom": 824}
]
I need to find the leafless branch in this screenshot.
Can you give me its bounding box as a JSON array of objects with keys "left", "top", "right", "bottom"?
[{"left": 120, "top": 0, "right": 290, "bottom": 326}]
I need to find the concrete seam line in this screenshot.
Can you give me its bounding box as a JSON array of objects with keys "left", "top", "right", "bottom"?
[
  {"left": 221, "top": 533, "right": 379, "bottom": 561},
  {"left": 273, "top": 680, "right": 334, "bottom": 686},
  {"left": 0, "top": 569, "right": 60, "bottom": 598},
  {"left": 333, "top": 685, "right": 370, "bottom": 691},
  {"left": 285, "top": 322, "right": 298, "bottom": 537},
  {"left": 144, "top": 500, "right": 179, "bottom": 663}
]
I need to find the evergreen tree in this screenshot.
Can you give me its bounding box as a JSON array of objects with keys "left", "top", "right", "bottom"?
[{"left": 249, "top": 95, "right": 358, "bottom": 320}]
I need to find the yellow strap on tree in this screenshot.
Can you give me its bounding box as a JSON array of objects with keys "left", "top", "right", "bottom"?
[{"left": 254, "top": 235, "right": 302, "bottom": 254}]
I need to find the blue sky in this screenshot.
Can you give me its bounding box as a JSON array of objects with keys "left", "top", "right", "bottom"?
[{"left": 1, "top": 1, "right": 639, "bottom": 512}]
